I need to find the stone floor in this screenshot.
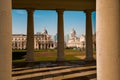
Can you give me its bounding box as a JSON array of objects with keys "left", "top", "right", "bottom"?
[{"left": 12, "top": 61, "right": 96, "bottom": 80}]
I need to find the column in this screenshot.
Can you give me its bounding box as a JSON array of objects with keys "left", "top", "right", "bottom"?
[
  {"left": 44, "top": 42, "right": 46, "bottom": 49},
  {"left": 50, "top": 44, "right": 51, "bottom": 48},
  {"left": 20, "top": 41, "right": 22, "bottom": 49},
  {"left": 25, "top": 40, "right": 27, "bottom": 49},
  {"left": 19, "top": 42, "right": 20, "bottom": 49},
  {"left": 0, "top": 0, "right": 12, "bottom": 80},
  {"left": 46, "top": 44, "right": 48, "bottom": 49},
  {"left": 36, "top": 43, "right": 38, "bottom": 50},
  {"left": 46, "top": 44, "right": 47, "bottom": 49},
  {"left": 41, "top": 44, "right": 43, "bottom": 49},
  {"left": 97, "top": 0, "right": 120, "bottom": 80},
  {"left": 24, "top": 42, "right": 26, "bottom": 49},
  {"left": 34, "top": 37, "right": 36, "bottom": 49},
  {"left": 26, "top": 9, "right": 34, "bottom": 62},
  {"left": 85, "top": 10, "right": 94, "bottom": 61},
  {"left": 48, "top": 44, "right": 50, "bottom": 49},
  {"left": 17, "top": 41, "right": 19, "bottom": 49},
  {"left": 56, "top": 10, "right": 64, "bottom": 61}
]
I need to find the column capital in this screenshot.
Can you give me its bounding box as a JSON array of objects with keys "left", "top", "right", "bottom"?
[
  {"left": 84, "top": 9, "right": 93, "bottom": 15},
  {"left": 26, "top": 9, "right": 34, "bottom": 13},
  {"left": 56, "top": 9, "right": 64, "bottom": 14}
]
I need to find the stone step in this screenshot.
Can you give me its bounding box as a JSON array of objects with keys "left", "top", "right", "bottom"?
[{"left": 12, "top": 65, "right": 96, "bottom": 80}]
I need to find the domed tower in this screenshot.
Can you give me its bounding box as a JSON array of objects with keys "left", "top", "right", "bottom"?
[
  {"left": 70, "top": 28, "right": 76, "bottom": 38},
  {"left": 42, "top": 27, "right": 48, "bottom": 34}
]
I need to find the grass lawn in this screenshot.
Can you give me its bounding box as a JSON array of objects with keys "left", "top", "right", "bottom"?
[
  {"left": 35, "top": 55, "right": 80, "bottom": 61},
  {"left": 13, "top": 58, "right": 26, "bottom": 62},
  {"left": 12, "top": 49, "right": 96, "bottom": 62},
  {"left": 13, "top": 55, "right": 80, "bottom": 62}
]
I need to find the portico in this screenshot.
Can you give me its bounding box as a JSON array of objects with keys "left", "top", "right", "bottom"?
[
  {"left": 12, "top": 0, "right": 96, "bottom": 61},
  {"left": 0, "top": 0, "right": 120, "bottom": 80}
]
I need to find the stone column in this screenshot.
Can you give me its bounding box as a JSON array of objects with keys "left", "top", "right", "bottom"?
[
  {"left": 49, "top": 44, "right": 51, "bottom": 48},
  {"left": 56, "top": 10, "right": 64, "bottom": 61},
  {"left": 85, "top": 10, "right": 94, "bottom": 61},
  {"left": 46, "top": 44, "right": 47, "bottom": 49},
  {"left": 19, "top": 41, "right": 21, "bottom": 49},
  {"left": 47, "top": 44, "right": 49, "bottom": 49},
  {"left": 24, "top": 41, "right": 26, "bottom": 49},
  {"left": 0, "top": 0, "right": 12, "bottom": 80},
  {"left": 44, "top": 42, "right": 46, "bottom": 49},
  {"left": 26, "top": 9, "right": 34, "bottom": 62},
  {"left": 20, "top": 41, "right": 22, "bottom": 49},
  {"left": 36, "top": 41, "right": 38, "bottom": 50},
  {"left": 48, "top": 44, "right": 50, "bottom": 49},
  {"left": 97, "top": 0, "right": 120, "bottom": 80},
  {"left": 41, "top": 43, "right": 43, "bottom": 49},
  {"left": 34, "top": 37, "right": 36, "bottom": 49},
  {"left": 17, "top": 42, "right": 18, "bottom": 49}
]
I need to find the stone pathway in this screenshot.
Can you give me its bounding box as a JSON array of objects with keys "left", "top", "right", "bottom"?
[{"left": 12, "top": 61, "right": 96, "bottom": 80}]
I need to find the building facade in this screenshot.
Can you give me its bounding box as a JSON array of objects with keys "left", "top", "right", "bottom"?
[
  {"left": 12, "top": 34, "right": 26, "bottom": 50},
  {"left": 12, "top": 28, "right": 56, "bottom": 50},
  {"left": 66, "top": 28, "right": 86, "bottom": 49},
  {"left": 66, "top": 28, "right": 96, "bottom": 50}
]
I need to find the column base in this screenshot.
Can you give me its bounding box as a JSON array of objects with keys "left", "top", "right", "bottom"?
[
  {"left": 56, "top": 58, "right": 64, "bottom": 61},
  {"left": 85, "top": 57, "right": 95, "bottom": 61},
  {"left": 26, "top": 55, "right": 34, "bottom": 62}
]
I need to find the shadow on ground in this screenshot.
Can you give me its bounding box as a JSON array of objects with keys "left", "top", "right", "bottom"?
[{"left": 12, "top": 60, "right": 96, "bottom": 80}]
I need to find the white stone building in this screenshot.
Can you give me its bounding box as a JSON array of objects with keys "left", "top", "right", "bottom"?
[
  {"left": 12, "top": 28, "right": 56, "bottom": 50},
  {"left": 66, "top": 28, "right": 86, "bottom": 49},
  {"left": 12, "top": 34, "right": 26, "bottom": 50}
]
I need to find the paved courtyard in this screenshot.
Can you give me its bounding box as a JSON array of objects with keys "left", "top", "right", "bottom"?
[{"left": 12, "top": 61, "right": 96, "bottom": 80}]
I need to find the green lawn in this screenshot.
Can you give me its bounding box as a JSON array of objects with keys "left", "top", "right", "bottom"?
[
  {"left": 13, "top": 55, "right": 80, "bottom": 62},
  {"left": 13, "top": 58, "right": 26, "bottom": 62},
  {"left": 12, "top": 49, "right": 95, "bottom": 62}
]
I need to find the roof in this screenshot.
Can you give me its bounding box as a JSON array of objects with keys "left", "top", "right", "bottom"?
[{"left": 12, "top": 0, "right": 96, "bottom": 11}]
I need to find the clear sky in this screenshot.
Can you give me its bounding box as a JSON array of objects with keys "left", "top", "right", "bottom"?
[{"left": 12, "top": 10, "right": 96, "bottom": 36}]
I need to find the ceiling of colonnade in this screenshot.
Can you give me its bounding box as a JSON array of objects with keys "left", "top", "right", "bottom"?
[{"left": 12, "top": 0, "right": 96, "bottom": 11}]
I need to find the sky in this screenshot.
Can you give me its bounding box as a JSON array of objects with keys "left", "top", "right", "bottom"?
[{"left": 12, "top": 10, "right": 96, "bottom": 36}]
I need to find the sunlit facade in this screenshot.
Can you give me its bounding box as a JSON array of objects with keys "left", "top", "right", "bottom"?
[
  {"left": 66, "top": 28, "right": 86, "bottom": 49},
  {"left": 12, "top": 28, "right": 56, "bottom": 50}
]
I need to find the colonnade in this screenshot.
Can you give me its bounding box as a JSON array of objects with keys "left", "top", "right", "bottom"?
[
  {"left": 12, "top": 41, "right": 26, "bottom": 49},
  {"left": 25, "top": 9, "right": 94, "bottom": 61},
  {"left": 36, "top": 43, "right": 55, "bottom": 49},
  {"left": 12, "top": 40, "right": 55, "bottom": 50},
  {"left": 0, "top": 0, "right": 120, "bottom": 80},
  {"left": 25, "top": 9, "right": 65, "bottom": 61},
  {"left": 0, "top": 1, "right": 93, "bottom": 80}
]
